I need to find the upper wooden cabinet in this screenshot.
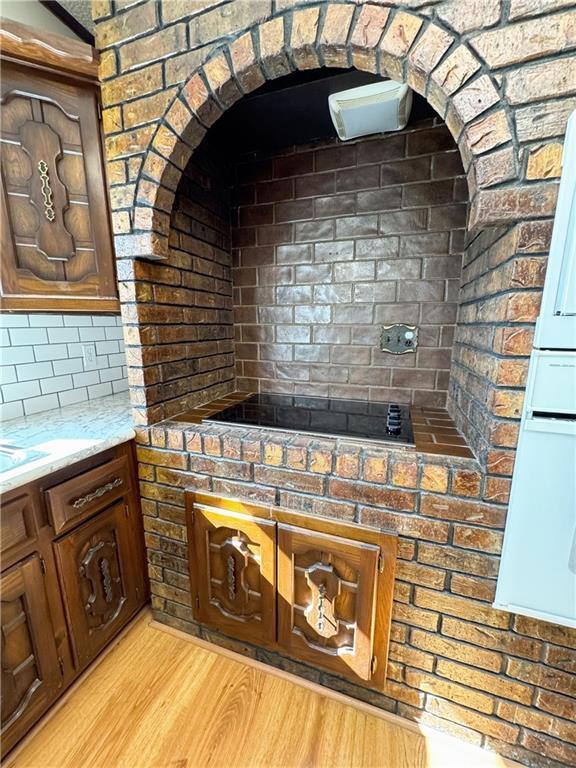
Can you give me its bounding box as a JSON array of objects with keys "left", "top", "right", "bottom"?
[
  {"left": 0, "top": 20, "right": 118, "bottom": 313},
  {"left": 187, "top": 492, "right": 397, "bottom": 691}
]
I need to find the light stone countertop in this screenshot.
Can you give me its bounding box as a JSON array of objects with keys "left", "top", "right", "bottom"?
[{"left": 0, "top": 392, "right": 135, "bottom": 493}]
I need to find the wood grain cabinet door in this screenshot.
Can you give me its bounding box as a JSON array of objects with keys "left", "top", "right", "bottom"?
[
  {"left": 1, "top": 555, "right": 61, "bottom": 756},
  {"left": 191, "top": 505, "right": 277, "bottom": 646},
  {"left": 0, "top": 61, "right": 118, "bottom": 312},
  {"left": 53, "top": 501, "right": 144, "bottom": 668},
  {"left": 277, "top": 524, "right": 380, "bottom": 684}
]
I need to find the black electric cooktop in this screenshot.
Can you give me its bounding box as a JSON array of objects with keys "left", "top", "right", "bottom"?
[{"left": 205, "top": 393, "right": 414, "bottom": 445}]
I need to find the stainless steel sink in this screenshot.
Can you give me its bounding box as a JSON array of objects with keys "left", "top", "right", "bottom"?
[{"left": 0, "top": 444, "right": 48, "bottom": 474}]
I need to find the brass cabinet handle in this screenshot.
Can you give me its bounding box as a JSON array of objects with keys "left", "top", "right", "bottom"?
[
  {"left": 72, "top": 477, "right": 123, "bottom": 509},
  {"left": 226, "top": 554, "right": 236, "bottom": 601},
  {"left": 316, "top": 583, "right": 326, "bottom": 632},
  {"left": 37, "top": 160, "right": 55, "bottom": 221}
]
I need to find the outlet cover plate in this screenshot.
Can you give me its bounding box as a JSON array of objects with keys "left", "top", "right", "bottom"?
[{"left": 380, "top": 324, "right": 418, "bottom": 355}]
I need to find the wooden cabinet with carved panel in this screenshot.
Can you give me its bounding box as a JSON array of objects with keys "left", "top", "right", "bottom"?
[
  {"left": 191, "top": 499, "right": 277, "bottom": 646},
  {"left": 54, "top": 500, "right": 146, "bottom": 668},
  {"left": 0, "top": 442, "right": 147, "bottom": 758},
  {"left": 187, "top": 492, "right": 397, "bottom": 691},
  {"left": 0, "top": 20, "right": 118, "bottom": 312},
  {"left": 0, "top": 556, "right": 62, "bottom": 755}
]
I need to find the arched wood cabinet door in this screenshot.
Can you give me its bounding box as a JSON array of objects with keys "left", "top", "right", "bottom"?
[
  {"left": 277, "top": 524, "right": 380, "bottom": 684},
  {"left": 53, "top": 501, "right": 145, "bottom": 668},
  {"left": 0, "top": 61, "right": 118, "bottom": 313},
  {"left": 1, "top": 555, "right": 61, "bottom": 755},
  {"left": 191, "top": 504, "right": 277, "bottom": 646}
]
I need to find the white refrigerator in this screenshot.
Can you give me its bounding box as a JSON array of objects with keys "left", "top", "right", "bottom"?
[{"left": 494, "top": 111, "right": 576, "bottom": 628}]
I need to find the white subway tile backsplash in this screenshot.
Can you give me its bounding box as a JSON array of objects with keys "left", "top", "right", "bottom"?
[
  {"left": 104, "top": 326, "right": 124, "bottom": 341},
  {"left": 88, "top": 382, "right": 113, "bottom": 399},
  {"left": 47, "top": 327, "right": 80, "bottom": 344},
  {"left": 108, "top": 353, "right": 127, "bottom": 367},
  {"left": 1, "top": 312, "right": 128, "bottom": 421},
  {"left": 24, "top": 394, "right": 60, "bottom": 415},
  {"left": 0, "top": 315, "right": 29, "bottom": 328},
  {"left": 29, "top": 314, "right": 64, "bottom": 327},
  {"left": 40, "top": 375, "right": 73, "bottom": 394},
  {"left": 99, "top": 366, "right": 123, "bottom": 383},
  {"left": 53, "top": 358, "right": 84, "bottom": 376},
  {"left": 62, "top": 315, "right": 93, "bottom": 326},
  {"left": 79, "top": 327, "right": 106, "bottom": 341},
  {"left": 95, "top": 340, "right": 120, "bottom": 355},
  {"left": 9, "top": 328, "right": 48, "bottom": 346},
  {"left": 1, "top": 346, "right": 35, "bottom": 365},
  {"left": 66, "top": 342, "right": 88, "bottom": 358},
  {"left": 95, "top": 316, "right": 118, "bottom": 326},
  {"left": 34, "top": 344, "right": 69, "bottom": 361},
  {"left": 16, "top": 362, "right": 54, "bottom": 382},
  {"left": 0, "top": 401, "right": 24, "bottom": 420},
  {"left": 2, "top": 380, "right": 41, "bottom": 402},
  {"left": 72, "top": 370, "right": 100, "bottom": 388},
  {"left": 0, "top": 365, "right": 17, "bottom": 385},
  {"left": 58, "top": 387, "right": 88, "bottom": 406}
]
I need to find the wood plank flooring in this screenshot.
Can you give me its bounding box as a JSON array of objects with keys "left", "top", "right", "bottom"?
[{"left": 5, "top": 612, "right": 520, "bottom": 768}]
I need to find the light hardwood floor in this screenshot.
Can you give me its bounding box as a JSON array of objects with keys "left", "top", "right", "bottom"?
[{"left": 5, "top": 611, "right": 519, "bottom": 768}]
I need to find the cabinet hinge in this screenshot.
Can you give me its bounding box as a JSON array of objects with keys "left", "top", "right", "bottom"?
[
  {"left": 377, "top": 553, "right": 384, "bottom": 573},
  {"left": 58, "top": 657, "right": 65, "bottom": 678},
  {"left": 39, "top": 557, "right": 47, "bottom": 575},
  {"left": 195, "top": 596, "right": 200, "bottom": 610},
  {"left": 96, "top": 98, "right": 102, "bottom": 120},
  {"left": 371, "top": 656, "right": 378, "bottom": 675}
]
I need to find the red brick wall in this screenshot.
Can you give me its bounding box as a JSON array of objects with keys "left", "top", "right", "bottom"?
[
  {"left": 95, "top": 2, "right": 576, "bottom": 765},
  {"left": 168, "top": 147, "right": 236, "bottom": 401},
  {"left": 136, "top": 421, "right": 576, "bottom": 768},
  {"left": 231, "top": 121, "right": 467, "bottom": 407}
]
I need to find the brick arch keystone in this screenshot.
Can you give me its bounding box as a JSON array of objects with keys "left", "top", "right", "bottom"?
[{"left": 131, "top": 2, "right": 518, "bottom": 262}]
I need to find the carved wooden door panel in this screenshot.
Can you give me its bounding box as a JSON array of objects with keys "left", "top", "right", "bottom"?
[
  {"left": 53, "top": 501, "right": 144, "bottom": 668},
  {"left": 192, "top": 504, "right": 277, "bottom": 646},
  {"left": 277, "top": 524, "right": 380, "bottom": 683},
  {"left": 0, "top": 61, "right": 117, "bottom": 312},
  {"left": 1, "top": 555, "right": 61, "bottom": 755}
]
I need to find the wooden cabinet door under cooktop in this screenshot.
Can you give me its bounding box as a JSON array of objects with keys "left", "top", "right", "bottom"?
[
  {"left": 187, "top": 492, "right": 397, "bottom": 691},
  {"left": 191, "top": 503, "right": 277, "bottom": 646},
  {"left": 0, "top": 61, "right": 118, "bottom": 312},
  {"left": 277, "top": 524, "right": 379, "bottom": 683}
]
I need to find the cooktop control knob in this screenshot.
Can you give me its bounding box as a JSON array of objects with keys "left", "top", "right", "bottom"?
[{"left": 386, "top": 404, "right": 402, "bottom": 435}]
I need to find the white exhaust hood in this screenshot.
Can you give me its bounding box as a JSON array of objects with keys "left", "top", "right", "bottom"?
[{"left": 328, "top": 80, "right": 413, "bottom": 141}]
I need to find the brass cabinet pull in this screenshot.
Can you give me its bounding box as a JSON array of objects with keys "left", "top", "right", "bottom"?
[
  {"left": 226, "top": 554, "right": 236, "bottom": 601},
  {"left": 37, "top": 160, "right": 55, "bottom": 221},
  {"left": 72, "top": 477, "right": 123, "bottom": 509}
]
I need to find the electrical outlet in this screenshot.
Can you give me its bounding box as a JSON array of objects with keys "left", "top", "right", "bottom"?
[
  {"left": 380, "top": 324, "right": 418, "bottom": 355},
  {"left": 82, "top": 344, "right": 97, "bottom": 370}
]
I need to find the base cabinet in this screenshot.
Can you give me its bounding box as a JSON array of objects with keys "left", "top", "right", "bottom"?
[
  {"left": 0, "top": 443, "right": 147, "bottom": 757},
  {"left": 54, "top": 501, "right": 146, "bottom": 668},
  {"left": 188, "top": 492, "right": 397, "bottom": 691},
  {"left": 277, "top": 524, "right": 379, "bottom": 682},
  {"left": 192, "top": 506, "right": 277, "bottom": 647},
  {"left": 0, "top": 556, "right": 62, "bottom": 756}
]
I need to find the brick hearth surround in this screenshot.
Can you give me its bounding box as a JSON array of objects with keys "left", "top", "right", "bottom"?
[{"left": 94, "top": 2, "right": 576, "bottom": 767}]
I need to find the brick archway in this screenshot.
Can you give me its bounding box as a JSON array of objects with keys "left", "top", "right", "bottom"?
[{"left": 131, "top": 4, "right": 518, "bottom": 263}]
